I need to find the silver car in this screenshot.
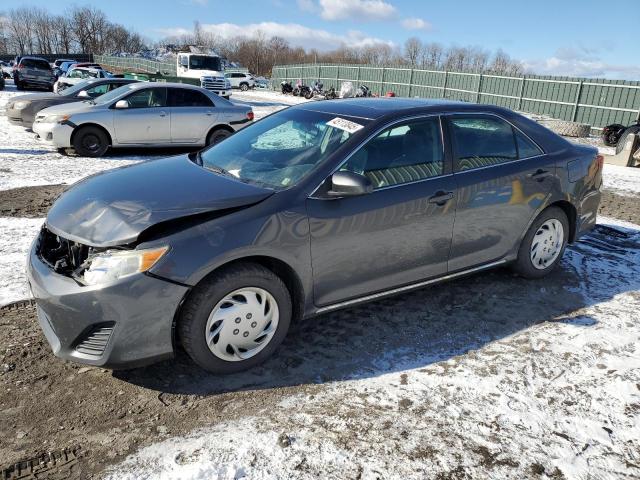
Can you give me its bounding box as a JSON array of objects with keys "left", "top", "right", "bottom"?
[{"left": 33, "top": 82, "right": 255, "bottom": 157}]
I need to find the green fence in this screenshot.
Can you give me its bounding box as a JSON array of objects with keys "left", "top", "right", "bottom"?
[{"left": 272, "top": 63, "right": 640, "bottom": 130}]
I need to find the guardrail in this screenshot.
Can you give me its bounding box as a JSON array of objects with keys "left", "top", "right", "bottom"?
[{"left": 272, "top": 63, "right": 640, "bottom": 130}]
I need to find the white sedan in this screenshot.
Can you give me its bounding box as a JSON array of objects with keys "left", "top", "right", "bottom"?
[{"left": 54, "top": 68, "right": 112, "bottom": 93}]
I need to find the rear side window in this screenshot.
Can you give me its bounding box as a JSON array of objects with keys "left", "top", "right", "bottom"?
[
  {"left": 515, "top": 130, "right": 543, "bottom": 158},
  {"left": 168, "top": 88, "right": 213, "bottom": 107},
  {"left": 21, "top": 59, "right": 51, "bottom": 70},
  {"left": 449, "top": 116, "right": 518, "bottom": 171},
  {"left": 341, "top": 117, "right": 444, "bottom": 189}
]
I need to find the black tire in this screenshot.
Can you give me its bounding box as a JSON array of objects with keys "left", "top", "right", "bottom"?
[
  {"left": 602, "top": 124, "right": 625, "bottom": 147},
  {"left": 292, "top": 88, "right": 300, "bottom": 96},
  {"left": 178, "top": 263, "right": 292, "bottom": 374},
  {"left": 72, "top": 126, "right": 109, "bottom": 157},
  {"left": 304, "top": 89, "right": 313, "bottom": 100},
  {"left": 207, "top": 128, "right": 232, "bottom": 146},
  {"left": 512, "top": 206, "right": 569, "bottom": 279},
  {"left": 239, "top": 82, "right": 249, "bottom": 91},
  {"left": 616, "top": 126, "right": 640, "bottom": 154}
]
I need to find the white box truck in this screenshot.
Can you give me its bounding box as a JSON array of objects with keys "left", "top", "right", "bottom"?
[{"left": 177, "top": 53, "right": 232, "bottom": 99}]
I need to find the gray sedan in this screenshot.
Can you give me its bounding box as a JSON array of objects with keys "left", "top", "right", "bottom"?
[
  {"left": 33, "top": 82, "right": 254, "bottom": 156},
  {"left": 6, "top": 78, "right": 137, "bottom": 129}
]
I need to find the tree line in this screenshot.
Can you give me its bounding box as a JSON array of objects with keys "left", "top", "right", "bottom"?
[
  {"left": 163, "top": 25, "right": 524, "bottom": 77},
  {"left": 0, "top": 6, "right": 145, "bottom": 56},
  {"left": 0, "top": 5, "right": 524, "bottom": 77}
]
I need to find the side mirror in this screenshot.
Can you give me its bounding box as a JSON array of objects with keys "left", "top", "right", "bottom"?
[
  {"left": 327, "top": 171, "right": 373, "bottom": 197},
  {"left": 114, "top": 99, "right": 129, "bottom": 109},
  {"left": 77, "top": 90, "right": 89, "bottom": 98}
]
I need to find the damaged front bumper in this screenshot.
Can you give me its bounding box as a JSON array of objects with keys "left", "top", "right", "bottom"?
[{"left": 27, "top": 229, "right": 190, "bottom": 369}]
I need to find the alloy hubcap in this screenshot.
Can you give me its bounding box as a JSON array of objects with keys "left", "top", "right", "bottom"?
[
  {"left": 205, "top": 287, "right": 279, "bottom": 361},
  {"left": 530, "top": 219, "right": 564, "bottom": 270}
]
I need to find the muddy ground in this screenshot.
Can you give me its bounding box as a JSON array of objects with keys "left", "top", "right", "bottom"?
[{"left": 0, "top": 186, "right": 638, "bottom": 478}]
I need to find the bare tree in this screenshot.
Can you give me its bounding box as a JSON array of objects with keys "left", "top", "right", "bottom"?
[{"left": 403, "top": 37, "right": 422, "bottom": 67}]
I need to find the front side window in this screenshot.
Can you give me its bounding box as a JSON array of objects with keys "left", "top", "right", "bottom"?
[
  {"left": 84, "top": 84, "right": 110, "bottom": 98},
  {"left": 341, "top": 117, "right": 444, "bottom": 189},
  {"left": 168, "top": 88, "right": 213, "bottom": 107},
  {"left": 450, "top": 116, "right": 518, "bottom": 171},
  {"left": 189, "top": 55, "right": 222, "bottom": 71},
  {"left": 122, "top": 88, "right": 167, "bottom": 109},
  {"left": 197, "top": 109, "right": 367, "bottom": 189}
]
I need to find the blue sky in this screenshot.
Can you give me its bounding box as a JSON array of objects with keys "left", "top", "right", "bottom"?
[{"left": 3, "top": 0, "right": 638, "bottom": 79}]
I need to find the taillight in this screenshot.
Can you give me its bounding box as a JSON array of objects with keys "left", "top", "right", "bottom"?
[
  {"left": 247, "top": 111, "right": 254, "bottom": 121},
  {"left": 595, "top": 154, "right": 604, "bottom": 169}
]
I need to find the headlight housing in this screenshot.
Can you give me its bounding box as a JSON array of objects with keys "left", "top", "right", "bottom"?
[
  {"left": 13, "top": 100, "right": 30, "bottom": 110},
  {"left": 82, "top": 246, "right": 168, "bottom": 286},
  {"left": 41, "top": 114, "right": 70, "bottom": 124},
  {"left": 225, "top": 79, "right": 231, "bottom": 88}
]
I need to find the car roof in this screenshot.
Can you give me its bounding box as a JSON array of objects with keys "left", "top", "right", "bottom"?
[
  {"left": 127, "top": 81, "right": 204, "bottom": 91},
  {"left": 20, "top": 56, "right": 49, "bottom": 62},
  {"left": 295, "top": 97, "right": 471, "bottom": 120}
]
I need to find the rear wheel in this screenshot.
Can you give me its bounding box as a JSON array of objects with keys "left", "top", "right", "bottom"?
[
  {"left": 178, "top": 263, "right": 292, "bottom": 374},
  {"left": 72, "top": 126, "right": 109, "bottom": 157},
  {"left": 512, "top": 206, "right": 569, "bottom": 279},
  {"left": 239, "top": 82, "right": 249, "bottom": 91},
  {"left": 206, "top": 128, "right": 232, "bottom": 146}
]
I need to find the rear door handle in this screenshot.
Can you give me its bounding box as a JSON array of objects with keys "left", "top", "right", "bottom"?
[
  {"left": 428, "top": 191, "right": 454, "bottom": 206},
  {"left": 159, "top": 111, "right": 167, "bottom": 117},
  {"left": 206, "top": 110, "right": 214, "bottom": 116},
  {"left": 529, "top": 169, "right": 552, "bottom": 181}
]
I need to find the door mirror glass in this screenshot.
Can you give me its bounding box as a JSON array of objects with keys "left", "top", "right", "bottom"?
[
  {"left": 114, "top": 99, "right": 129, "bottom": 109},
  {"left": 77, "top": 90, "right": 89, "bottom": 98},
  {"left": 328, "top": 171, "right": 373, "bottom": 197}
]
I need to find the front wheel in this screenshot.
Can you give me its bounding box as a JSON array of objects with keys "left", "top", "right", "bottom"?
[
  {"left": 239, "top": 83, "right": 249, "bottom": 91},
  {"left": 178, "top": 263, "right": 292, "bottom": 374},
  {"left": 512, "top": 206, "right": 569, "bottom": 279},
  {"left": 72, "top": 126, "right": 109, "bottom": 157}
]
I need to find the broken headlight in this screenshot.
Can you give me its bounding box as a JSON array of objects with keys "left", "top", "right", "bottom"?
[{"left": 82, "top": 246, "right": 168, "bottom": 286}]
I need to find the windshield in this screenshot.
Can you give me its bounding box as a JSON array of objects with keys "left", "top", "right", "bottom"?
[
  {"left": 93, "top": 84, "right": 136, "bottom": 105},
  {"left": 61, "top": 80, "right": 94, "bottom": 96},
  {"left": 198, "top": 109, "right": 368, "bottom": 189},
  {"left": 189, "top": 55, "right": 222, "bottom": 71}
]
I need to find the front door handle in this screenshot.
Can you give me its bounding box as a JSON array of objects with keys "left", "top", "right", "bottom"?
[
  {"left": 206, "top": 110, "right": 214, "bottom": 116},
  {"left": 529, "top": 169, "right": 552, "bottom": 181},
  {"left": 159, "top": 111, "right": 167, "bottom": 117},
  {"left": 428, "top": 191, "right": 454, "bottom": 206}
]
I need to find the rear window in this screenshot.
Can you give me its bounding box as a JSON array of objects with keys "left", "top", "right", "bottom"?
[{"left": 21, "top": 59, "right": 51, "bottom": 71}]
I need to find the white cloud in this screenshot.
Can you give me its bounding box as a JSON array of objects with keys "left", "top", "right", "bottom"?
[
  {"left": 523, "top": 47, "right": 640, "bottom": 80},
  {"left": 298, "top": 0, "right": 397, "bottom": 21},
  {"left": 401, "top": 18, "right": 431, "bottom": 31},
  {"left": 157, "top": 22, "right": 395, "bottom": 51}
]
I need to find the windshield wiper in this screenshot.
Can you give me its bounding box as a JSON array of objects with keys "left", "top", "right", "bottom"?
[{"left": 195, "top": 151, "right": 232, "bottom": 176}]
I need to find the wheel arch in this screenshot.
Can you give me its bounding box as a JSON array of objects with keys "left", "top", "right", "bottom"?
[
  {"left": 178, "top": 255, "right": 306, "bottom": 327},
  {"left": 548, "top": 200, "right": 577, "bottom": 242},
  {"left": 206, "top": 123, "right": 234, "bottom": 141},
  {"left": 70, "top": 122, "right": 113, "bottom": 147}
]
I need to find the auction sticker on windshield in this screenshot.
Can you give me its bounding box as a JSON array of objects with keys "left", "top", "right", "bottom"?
[{"left": 326, "top": 117, "right": 364, "bottom": 134}]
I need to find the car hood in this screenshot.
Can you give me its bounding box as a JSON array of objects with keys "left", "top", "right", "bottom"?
[
  {"left": 46, "top": 154, "right": 274, "bottom": 247},
  {"left": 10, "top": 92, "right": 60, "bottom": 103},
  {"left": 38, "top": 101, "right": 97, "bottom": 116}
]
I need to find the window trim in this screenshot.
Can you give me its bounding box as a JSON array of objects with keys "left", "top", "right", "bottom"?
[
  {"left": 445, "top": 112, "right": 546, "bottom": 173},
  {"left": 309, "top": 113, "right": 449, "bottom": 198}
]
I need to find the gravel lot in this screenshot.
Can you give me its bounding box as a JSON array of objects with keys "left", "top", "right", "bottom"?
[{"left": 0, "top": 82, "right": 639, "bottom": 479}]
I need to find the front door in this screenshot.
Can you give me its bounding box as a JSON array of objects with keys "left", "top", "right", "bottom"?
[
  {"left": 445, "top": 114, "right": 556, "bottom": 271},
  {"left": 307, "top": 116, "right": 457, "bottom": 307},
  {"left": 112, "top": 87, "right": 170, "bottom": 144}
]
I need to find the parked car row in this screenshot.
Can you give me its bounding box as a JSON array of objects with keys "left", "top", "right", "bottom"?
[{"left": 6, "top": 78, "right": 254, "bottom": 157}]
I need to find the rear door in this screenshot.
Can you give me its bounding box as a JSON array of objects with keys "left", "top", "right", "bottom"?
[
  {"left": 307, "top": 116, "right": 457, "bottom": 307},
  {"left": 167, "top": 88, "right": 216, "bottom": 144},
  {"left": 112, "top": 87, "right": 170, "bottom": 144},
  {"left": 445, "top": 113, "right": 555, "bottom": 271}
]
